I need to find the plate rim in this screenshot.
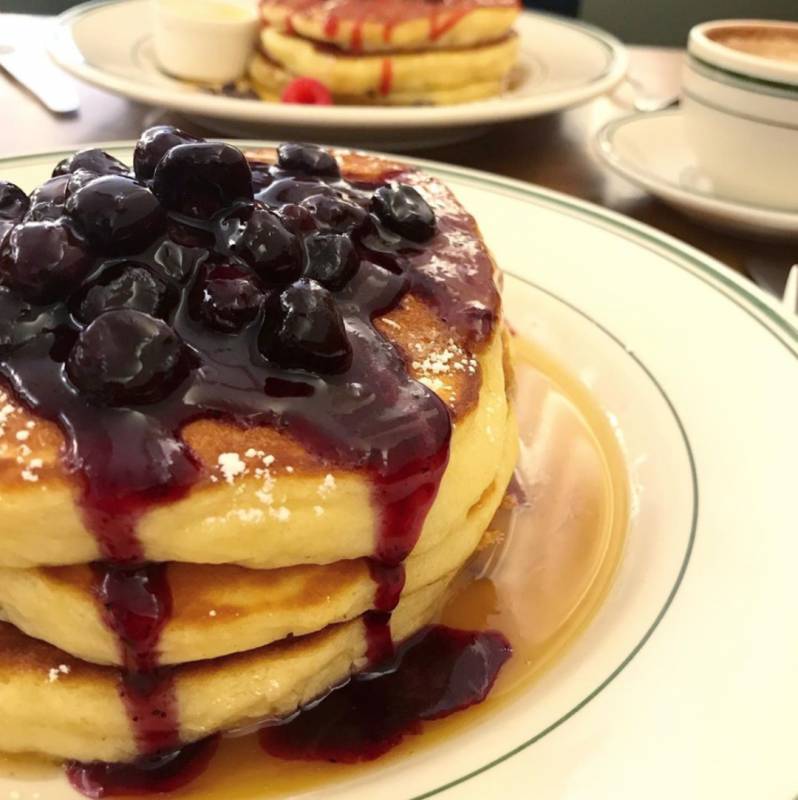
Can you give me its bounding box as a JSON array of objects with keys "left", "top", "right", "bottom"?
[
  {"left": 411, "top": 274, "right": 699, "bottom": 800},
  {"left": 2, "top": 142, "right": 796, "bottom": 797},
  {"left": 47, "top": 0, "right": 629, "bottom": 129},
  {"left": 595, "top": 109, "right": 798, "bottom": 230}
]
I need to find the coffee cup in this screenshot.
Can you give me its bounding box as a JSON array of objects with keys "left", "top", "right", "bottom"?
[{"left": 682, "top": 19, "right": 798, "bottom": 210}]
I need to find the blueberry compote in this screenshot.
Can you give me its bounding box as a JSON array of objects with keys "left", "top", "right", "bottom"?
[
  {"left": 260, "top": 626, "right": 512, "bottom": 763},
  {"left": 0, "top": 132, "right": 503, "bottom": 794}
]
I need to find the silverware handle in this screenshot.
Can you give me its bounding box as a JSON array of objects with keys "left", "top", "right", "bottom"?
[{"left": 1, "top": 51, "right": 80, "bottom": 115}]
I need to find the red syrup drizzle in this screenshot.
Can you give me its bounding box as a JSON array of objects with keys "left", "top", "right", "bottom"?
[
  {"left": 350, "top": 15, "right": 365, "bottom": 51},
  {"left": 66, "top": 736, "right": 220, "bottom": 799},
  {"left": 323, "top": 13, "right": 339, "bottom": 37},
  {"left": 429, "top": 9, "right": 471, "bottom": 41},
  {"left": 379, "top": 57, "right": 394, "bottom": 96},
  {"left": 260, "top": 625, "right": 513, "bottom": 763}
]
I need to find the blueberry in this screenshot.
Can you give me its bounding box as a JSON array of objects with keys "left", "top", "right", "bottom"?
[
  {"left": 152, "top": 142, "right": 253, "bottom": 219},
  {"left": 275, "top": 203, "right": 316, "bottom": 235},
  {"left": 153, "top": 239, "right": 209, "bottom": 283},
  {"left": 75, "top": 263, "right": 173, "bottom": 324},
  {"left": 0, "top": 221, "right": 13, "bottom": 251},
  {"left": 192, "top": 263, "right": 263, "bottom": 333},
  {"left": 371, "top": 183, "right": 436, "bottom": 242},
  {"left": 303, "top": 233, "right": 358, "bottom": 290},
  {"left": 257, "top": 177, "right": 335, "bottom": 208},
  {"left": 259, "top": 278, "right": 351, "bottom": 374},
  {"left": 277, "top": 143, "right": 340, "bottom": 178},
  {"left": 66, "top": 169, "right": 99, "bottom": 196},
  {"left": 52, "top": 149, "right": 130, "bottom": 178},
  {"left": 133, "top": 126, "right": 203, "bottom": 181},
  {"left": 0, "top": 220, "right": 93, "bottom": 303},
  {"left": 221, "top": 203, "right": 300, "bottom": 287},
  {"left": 27, "top": 175, "right": 70, "bottom": 221},
  {"left": 167, "top": 220, "right": 215, "bottom": 249},
  {"left": 65, "top": 175, "right": 166, "bottom": 254},
  {"left": 66, "top": 309, "right": 189, "bottom": 405},
  {"left": 250, "top": 163, "right": 274, "bottom": 194},
  {"left": 301, "top": 194, "right": 367, "bottom": 234},
  {"left": 0, "top": 181, "right": 29, "bottom": 222},
  {"left": 0, "top": 287, "right": 32, "bottom": 351}
]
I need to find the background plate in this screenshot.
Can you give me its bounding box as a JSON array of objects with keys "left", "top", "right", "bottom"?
[{"left": 48, "top": 3, "right": 627, "bottom": 149}]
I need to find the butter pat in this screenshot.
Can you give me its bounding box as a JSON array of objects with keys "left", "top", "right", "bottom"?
[{"left": 153, "top": 0, "right": 258, "bottom": 84}]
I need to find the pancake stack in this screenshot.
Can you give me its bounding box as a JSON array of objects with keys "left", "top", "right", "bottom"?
[
  {"left": 250, "top": 0, "right": 522, "bottom": 105},
  {"left": 0, "top": 131, "right": 516, "bottom": 768}
]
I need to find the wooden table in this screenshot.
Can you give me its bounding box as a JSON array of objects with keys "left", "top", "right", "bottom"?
[{"left": 1, "top": 14, "right": 794, "bottom": 298}]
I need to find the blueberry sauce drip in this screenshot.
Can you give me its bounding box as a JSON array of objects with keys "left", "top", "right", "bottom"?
[
  {"left": 66, "top": 736, "right": 219, "bottom": 799},
  {"left": 65, "top": 626, "right": 511, "bottom": 797},
  {"left": 260, "top": 625, "right": 513, "bottom": 763},
  {"left": 91, "top": 564, "right": 179, "bottom": 754}
]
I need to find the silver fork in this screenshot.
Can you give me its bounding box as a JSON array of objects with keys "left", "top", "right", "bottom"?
[{"left": 0, "top": 42, "right": 80, "bottom": 116}]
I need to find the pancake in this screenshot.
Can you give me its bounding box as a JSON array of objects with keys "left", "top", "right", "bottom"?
[
  {"left": 249, "top": 52, "right": 508, "bottom": 105},
  {"left": 0, "top": 408, "right": 517, "bottom": 666},
  {"left": 255, "top": 27, "right": 519, "bottom": 99},
  {"left": 0, "top": 136, "right": 517, "bottom": 771},
  {"left": 0, "top": 151, "right": 508, "bottom": 570},
  {"left": 261, "top": 0, "right": 521, "bottom": 53},
  {"left": 0, "top": 574, "right": 451, "bottom": 764}
]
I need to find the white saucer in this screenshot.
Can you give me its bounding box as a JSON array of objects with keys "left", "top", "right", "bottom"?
[
  {"left": 48, "top": 2, "right": 627, "bottom": 151},
  {"left": 596, "top": 109, "right": 798, "bottom": 240}
]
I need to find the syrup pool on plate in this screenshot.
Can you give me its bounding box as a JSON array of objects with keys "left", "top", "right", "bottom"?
[{"left": 22, "top": 335, "right": 627, "bottom": 800}]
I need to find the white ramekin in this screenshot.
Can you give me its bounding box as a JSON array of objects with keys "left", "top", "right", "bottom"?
[
  {"left": 682, "top": 19, "right": 798, "bottom": 210},
  {"left": 153, "top": 0, "right": 258, "bottom": 85}
]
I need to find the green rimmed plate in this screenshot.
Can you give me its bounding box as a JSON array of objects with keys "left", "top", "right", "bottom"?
[{"left": 0, "top": 144, "right": 795, "bottom": 800}]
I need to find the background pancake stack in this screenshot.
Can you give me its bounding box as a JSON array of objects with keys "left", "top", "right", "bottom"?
[
  {"left": 0, "top": 137, "right": 517, "bottom": 767},
  {"left": 250, "top": 0, "right": 522, "bottom": 105}
]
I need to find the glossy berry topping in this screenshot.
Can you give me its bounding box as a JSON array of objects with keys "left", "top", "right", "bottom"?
[
  {"left": 75, "top": 264, "right": 173, "bottom": 324},
  {"left": 258, "top": 177, "right": 335, "bottom": 209},
  {"left": 372, "top": 184, "right": 436, "bottom": 243},
  {"left": 66, "top": 168, "right": 100, "bottom": 197},
  {"left": 276, "top": 202, "right": 317, "bottom": 235},
  {"left": 192, "top": 263, "right": 263, "bottom": 333},
  {"left": 152, "top": 142, "right": 253, "bottom": 219},
  {"left": 221, "top": 203, "right": 301, "bottom": 287},
  {"left": 52, "top": 148, "right": 130, "bottom": 179},
  {"left": 277, "top": 143, "right": 340, "bottom": 178},
  {"left": 0, "top": 288, "right": 33, "bottom": 351},
  {"left": 303, "top": 232, "right": 358, "bottom": 290},
  {"left": 280, "top": 77, "right": 333, "bottom": 106},
  {"left": 133, "top": 126, "right": 202, "bottom": 181},
  {"left": 0, "top": 181, "right": 29, "bottom": 222},
  {"left": 66, "top": 310, "right": 188, "bottom": 406},
  {"left": 26, "top": 175, "right": 70, "bottom": 222},
  {"left": 0, "top": 220, "right": 92, "bottom": 303},
  {"left": 66, "top": 176, "right": 166, "bottom": 254},
  {"left": 260, "top": 279, "right": 352, "bottom": 373},
  {"left": 301, "top": 193, "right": 368, "bottom": 234}
]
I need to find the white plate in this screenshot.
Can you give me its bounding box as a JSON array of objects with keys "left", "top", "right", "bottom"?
[
  {"left": 1, "top": 144, "right": 796, "bottom": 799},
  {"left": 47, "top": 2, "right": 627, "bottom": 150},
  {"left": 596, "top": 109, "right": 798, "bottom": 240}
]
